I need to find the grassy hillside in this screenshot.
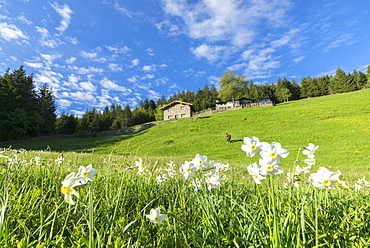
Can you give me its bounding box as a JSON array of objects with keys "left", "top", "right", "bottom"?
[{"left": 5, "top": 89, "right": 370, "bottom": 175}]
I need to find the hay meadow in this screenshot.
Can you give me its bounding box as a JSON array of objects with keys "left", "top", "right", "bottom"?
[{"left": 1, "top": 89, "right": 370, "bottom": 247}]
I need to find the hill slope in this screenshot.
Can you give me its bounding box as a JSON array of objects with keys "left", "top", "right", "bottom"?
[{"left": 6, "top": 89, "right": 370, "bottom": 171}]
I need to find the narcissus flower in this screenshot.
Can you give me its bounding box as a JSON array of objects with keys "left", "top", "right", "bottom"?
[
  {"left": 302, "top": 143, "right": 319, "bottom": 158},
  {"left": 146, "top": 207, "right": 167, "bottom": 224},
  {"left": 260, "top": 142, "right": 289, "bottom": 162},
  {"left": 77, "top": 164, "right": 97, "bottom": 182},
  {"left": 259, "top": 158, "right": 284, "bottom": 175},
  {"left": 192, "top": 154, "right": 212, "bottom": 170},
  {"left": 310, "top": 167, "right": 341, "bottom": 189},
  {"left": 181, "top": 161, "right": 196, "bottom": 179},
  {"left": 60, "top": 173, "right": 85, "bottom": 205},
  {"left": 135, "top": 158, "right": 144, "bottom": 167},
  {"left": 247, "top": 162, "right": 265, "bottom": 184},
  {"left": 241, "top": 136, "right": 262, "bottom": 157}
]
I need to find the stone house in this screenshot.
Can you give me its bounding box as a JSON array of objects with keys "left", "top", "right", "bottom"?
[
  {"left": 258, "top": 98, "right": 274, "bottom": 106},
  {"left": 215, "top": 98, "right": 254, "bottom": 110},
  {"left": 160, "top": 101, "right": 195, "bottom": 120}
]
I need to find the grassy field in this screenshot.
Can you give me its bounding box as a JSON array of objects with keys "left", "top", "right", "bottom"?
[
  {"left": 1, "top": 89, "right": 370, "bottom": 247},
  {"left": 6, "top": 89, "right": 370, "bottom": 178}
]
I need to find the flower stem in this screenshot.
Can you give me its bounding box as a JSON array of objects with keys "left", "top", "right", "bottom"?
[{"left": 89, "top": 184, "right": 94, "bottom": 248}]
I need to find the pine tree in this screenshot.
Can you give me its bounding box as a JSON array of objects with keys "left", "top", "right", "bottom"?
[{"left": 37, "top": 84, "right": 57, "bottom": 134}]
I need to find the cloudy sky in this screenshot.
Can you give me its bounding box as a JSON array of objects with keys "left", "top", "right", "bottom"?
[{"left": 0, "top": 0, "right": 369, "bottom": 115}]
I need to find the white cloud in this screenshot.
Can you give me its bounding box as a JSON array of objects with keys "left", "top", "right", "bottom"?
[
  {"left": 191, "top": 44, "right": 232, "bottom": 62},
  {"left": 0, "top": 22, "right": 28, "bottom": 41},
  {"left": 34, "top": 70, "right": 63, "bottom": 89},
  {"left": 69, "top": 91, "right": 96, "bottom": 102},
  {"left": 51, "top": 2, "right": 73, "bottom": 34},
  {"left": 147, "top": 89, "right": 160, "bottom": 99},
  {"left": 106, "top": 45, "right": 130, "bottom": 54},
  {"left": 17, "top": 15, "right": 32, "bottom": 25},
  {"left": 142, "top": 65, "right": 153, "bottom": 72},
  {"left": 162, "top": 0, "right": 291, "bottom": 47},
  {"left": 80, "top": 81, "right": 97, "bottom": 92},
  {"left": 100, "top": 77, "right": 132, "bottom": 93},
  {"left": 108, "top": 63, "right": 123, "bottom": 71},
  {"left": 65, "top": 57, "right": 76, "bottom": 64},
  {"left": 131, "top": 59, "right": 140, "bottom": 66},
  {"left": 36, "top": 26, "right": 63, "bottom": 48},
  {"left": 58, "top": 99, "right": 72, "bottom": 108},
  {"left": 68, "top": 65, "right": 104, "bottom": 75},
  {"left": 80, "top": 51, "right": 106, "bottom": 63},
  {"left": 24, "top": 61, "right": 43, "bottom": 68},
  {"left": 127, "top": 76, "right": 138, "bottom": 83}
]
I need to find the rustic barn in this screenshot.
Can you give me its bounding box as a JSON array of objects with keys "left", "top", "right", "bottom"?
[{"left": 160, "top": 101, "right": 195, "bottom": 120}]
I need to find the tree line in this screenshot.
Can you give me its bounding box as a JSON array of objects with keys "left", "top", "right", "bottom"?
[{"left": 1, "top": 65, "right": 369, "bottom": 141}]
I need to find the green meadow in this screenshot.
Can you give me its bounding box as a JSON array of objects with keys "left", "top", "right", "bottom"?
[{"left": 1, "top": 89, "right": 370, "bottom": 247}]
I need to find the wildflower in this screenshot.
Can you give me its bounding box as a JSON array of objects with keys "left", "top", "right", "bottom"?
[
  {"left": 260, "top": 142, "right": 289, "bottom": 162},
  {"left": 296, "top": 165, "right": 311, "bottom": 174},
  {"left": 241, "top": 136, "right": 262, "bottom": 157},
  {"left": 336, "top": 179, "right": 348, "bottom": 188},
  {"left": 55, "top": 157, "right": 64, "bottom": 164},
  {"left": 283, "top": 182, "right": 289, "bottom": 188},
  {"left": 77, "top": 164, "right": 97, "bottom": 183},
  {"left": 60, "top": 173, "right": 85, "bottom": 205},
  {"left": 302, "top": 143, "right": 319, "bottom": 158},
  {"left": 33, "top": 156, "right": 42, "bottom": 166},
  {"left": 354, "top": 184, "right": 362, "bottom": 191},
  {"left": 286, "top": 172, "right": 297, "bottom": 183},
  {"left": 259, "top": 158, "right": 284, "bottom": 175},
  {"left": 214, "top": 162, "right": 231, "bottom": 172},
  {"left": 190, "top": 178, "right": 202, "bottom": 191},
  {"left": 135, "top": 158, "right": 144, "bottom": 168},
  {"left": 247, "top": 162, "right": 265, "bottom": 184},
  {"left": 310, "top": 167, "right": 341, "bottom": 189},
  {"left": 156, "top": 174, "right": 167, "bottom": 184},
  {"left": 293, "top": 181, "right": 300, "bottom": 188},
  {"left": 303, "top": 158, "right": 316, "bottom": 166},
  {"left": 146, "top": 207, "right": 167, "bottom": 224},
  {"left": 165, "top": 162, "right": 177, "bottom": 178},
  {"left": 137, "top": 166, "right": 149, "bottom": 175},
  {"left": 205, "top": 175, "right": 221, "bottom": 191},
  {"left": 192, "top": 154, "right": 212, "bottom": 170},
  {"left": 181, "top": 161, "right": 196, "bottom": 179}
]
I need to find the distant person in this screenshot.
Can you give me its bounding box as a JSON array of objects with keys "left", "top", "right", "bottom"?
[{"left": 225, "top": 133, "right": 232, "bottom": 143}]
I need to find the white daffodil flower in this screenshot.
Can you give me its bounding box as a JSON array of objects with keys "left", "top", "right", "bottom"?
[
  {"left": 146, "top": 208, "right": 167, "bottom": 224},
  {"left": 247, "top": 162, "right": 265, "bottom": 184},
  {"left": 60, "top": 173, "right": 85, "bottom": 205},
  {"left": 302, "top": 143, "right": 319, "bottom": 158},
  {"left": 260, "top": 142, "right": 289, "bottom": 162},
  {"left": 181, "top": 161, "right": 196, "bottom": 179},
  {"left": 241, "top": 136, "right": 262, "bottom": 157},
  {"left": 190, "top": 178, "right": 202, "bottom": 191},
  {"left": 258, "top": 158, "right": 284, "bottom": 175},
  {"left": 77, "top": 164, "right": 97, "bottom": 183},
  {"left": 310, "top": 167, "right": 341, "bottom": 189},
  {"left": 135, "top": 158, "right": 144, "bottom": 168},
  {"left": 192, "top": 154, "right": 212, "bottom": 170}
]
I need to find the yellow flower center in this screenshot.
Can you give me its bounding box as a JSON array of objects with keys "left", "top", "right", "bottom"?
[
  {"left": 82, "top": 172, "right": 89, "bottom": 177},
  {"left": 251, "top": 145, "right": 257, "bottom": 150},
  {"left": 323, "top": 180, "right": 331, "bottom": 186},
  {"left": 198, "top": 160, "right": 203, "bottom": 165},
  {"left": 270, "top": 152, "right": 278, "bottom": 159},
  {"left": 139, "top": 164, "right": 144, "bottom": 168},
  {"left": 60, "top": 186, "right": 70, "bottom": 194},
  {"left": 267, "top": 166, "right": 274, "bottom": 171},
  {"left": 153, "top": 216, "right": 159, "bottom": 222},
  {"left": 186, "top": 168, "right": 191, "bottom": 173},
  {"left": 253, "top": 174, "right": 258, "bottom": 178}
]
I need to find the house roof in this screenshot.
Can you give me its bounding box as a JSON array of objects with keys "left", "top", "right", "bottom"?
[{"left": 160, "top": 101, "right": 195, "bottom": 111}]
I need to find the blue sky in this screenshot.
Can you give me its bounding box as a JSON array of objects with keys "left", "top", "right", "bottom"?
[{"left": 0, "top": 0, "right": 369, "bottom": 115}]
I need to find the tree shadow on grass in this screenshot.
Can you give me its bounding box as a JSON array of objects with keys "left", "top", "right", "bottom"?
[{"left": 5, "top": 129, "right": 150, "bottom": 153}]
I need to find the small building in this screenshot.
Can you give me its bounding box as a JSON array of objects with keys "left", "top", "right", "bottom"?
[
  {"left": 258, "top": 98, "right": 274, "bottom": 106},
  {"left": 215, "top": 98, "right": 253, "bottom": 110},
  {"left": 160, "top": 101, "right": 195, "bottom": 120}
]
